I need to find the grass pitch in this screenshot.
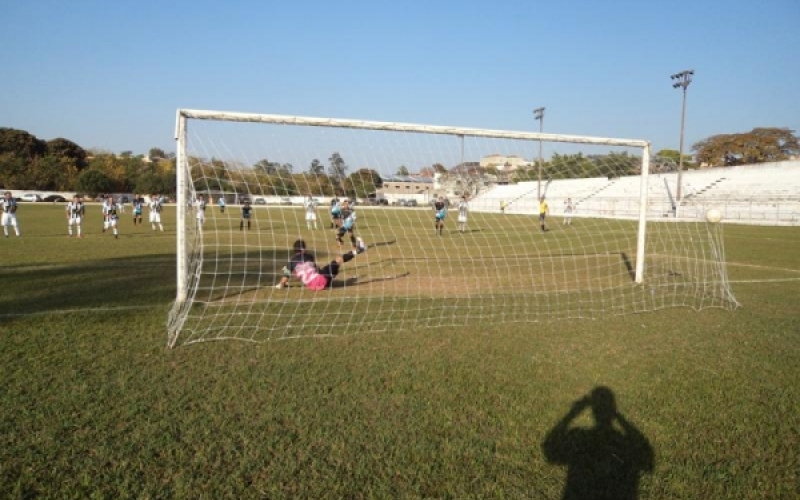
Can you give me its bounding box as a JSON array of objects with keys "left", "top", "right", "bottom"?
[{"left": 1, "top": 203, "right": 798, "bottom": 499}]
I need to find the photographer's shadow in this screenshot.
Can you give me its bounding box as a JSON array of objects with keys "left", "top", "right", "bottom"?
[{"left": 542, "top": 387, "right": 654, "bottom": 500}]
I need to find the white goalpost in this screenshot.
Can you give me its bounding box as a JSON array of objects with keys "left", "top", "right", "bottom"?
[{"left": 167, "top": 109, "right": 737, "bottom": 347}]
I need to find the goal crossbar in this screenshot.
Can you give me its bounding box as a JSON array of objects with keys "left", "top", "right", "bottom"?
[{"left": 175, "top": 109, "right": 650, "bottom": 148}]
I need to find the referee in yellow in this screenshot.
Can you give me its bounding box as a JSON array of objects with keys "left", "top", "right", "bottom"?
[{"left": 539, "top": 196, "right": 549, "bottom": 232}]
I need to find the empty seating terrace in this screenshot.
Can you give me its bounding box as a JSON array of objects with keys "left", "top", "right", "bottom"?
[{"left": 472, "top": 161, "right": 800, "bottom": 225}]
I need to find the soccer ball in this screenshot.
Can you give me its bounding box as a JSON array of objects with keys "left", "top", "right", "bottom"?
[{"left": 705, "top": 209, "right": 722, "bottom": 224}]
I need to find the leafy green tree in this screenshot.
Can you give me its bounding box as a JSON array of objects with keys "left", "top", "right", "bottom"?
[
  {"left": 0, "top": 153, "right": 29, "bottom": 189},
  {"left": 693, "top": 128, "right": 800, "bottom": 166},
  {"left": 135, "top": 171, "right": 168, "bottom": 194},
  {"left": 148, "top": 147, "right": 167, "bottom": 160},
  {"left": 46, "top": 138, "right": 87, "bottom": 168},
  {"left": 343, "top": 169, "right": 382, "bottom": 198},
  {"left": 547, "top": 153, "right": 595, "bottom": 179},
  {"left": 0, "top": 128, "right": 46, "bottom": 159},
  {"left": 397, "top": 165, "right": 409, "bottom": 176},
  {"left": 254, "top": 159, "right": 281, "bottom": 175},
  {"left": 308, "top": 159, "right": 325, "bottom": 175},
  {"left": 75, "top": 169, "right": 112, "bottom": 196},
  {"left": 29, "top": 156, "right": 77, "bottom": 190},
  {"left": 655, "top": 149, "right": 693, "bottom": 166},
  {"left": 328, "top": 153, "right": 348, "bottom": 187}
]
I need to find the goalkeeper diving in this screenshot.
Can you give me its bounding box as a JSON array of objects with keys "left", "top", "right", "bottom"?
[{"left": 275, "top": 237, "right": 367, "bottom": 290}]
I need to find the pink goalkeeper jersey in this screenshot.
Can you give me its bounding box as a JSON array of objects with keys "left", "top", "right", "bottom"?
[{"left": 293, "top": 261, "right": 328, "bottom": 290}]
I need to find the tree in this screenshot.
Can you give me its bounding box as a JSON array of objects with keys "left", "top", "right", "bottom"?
[
  {"left": 135, "top": 171, "right": 168, "bottom": 194},
  {"left": 397, "top": 165, "right": 409, "bottom": 176},
  {"left": 343, "top": 169, "right": 382, "bottom": 198},
  {"left": 75, "top": 169, "right": 112, "bottom": 196},
  {"left": 692, "top": 128, "right": 800, "bottom": 167},
  {"left": 254, "top": 159, "right": 280, "bottom": 175},
  {"left": 148, "top": 147, "right": 167, "bottom": 160},
  {"left": 308, "top": 159, "right": 325, "bottom": 175},
  {"left": 0, "top": 128, "right": 46, "bottom": 159},
  {"left": 29, "top": 156, "right": 78, "bottom": 191},
  {"left": 655, "top": 149, "right": 693, "bottom": 166},
  {"left": 328, "top": 152, "right": 348, "bottom": 187},
  {"left": 432, "top": 163, "right": 447, "bottom": 174},
  {"left": 46, "top": 138, "right": 87, "bottom": 168}
]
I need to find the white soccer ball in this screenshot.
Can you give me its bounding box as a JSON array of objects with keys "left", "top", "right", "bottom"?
[{"left": 705, "top": 209, "right": 722, "bottom": 224}]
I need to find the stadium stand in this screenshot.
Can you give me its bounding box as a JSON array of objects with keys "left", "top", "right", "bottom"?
[{"left": 472, "top": 160, "right": 800, "bottom": 225}]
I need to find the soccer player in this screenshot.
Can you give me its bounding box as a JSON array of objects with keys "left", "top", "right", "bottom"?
[
  {"left": 195, "top": 194, "right": 207, "bottom": 229},
  {"left": 433, "top": 196, "right": 447, "bottom": 236},
  {"left": 500, "top": 200, "right": 507, "bottom": 214},
  {"left": 304, "top": 195, "right": 318, "bottom": 230},
  {"left": 218, "top": 196, "right": 226, "bottom": 213},
  {"left": 539, "top": 196, "right": 550, "bottom": 232},
  {"left": 564, "top": 198, "right": 574, "bottom": 226},
  {"left": 101, "top": 195, "right": 115, "bottom": 233},
  {"left": 132, "top": 194, "right": 144, "bottom": 225},
  {"left": 118, "top": 196, "right": 126, "bottom": 213},
  {"left": 66, "top": 195, "right": 85, "bottom": 237},
  {"left": 275, "top": 237, "right": 367, "bottom": 290},
  {"left": 103, "top": 195, "right": 119, "bottom": 238},
  {"left": 149, "top": 193, "right": 164, "bottom": 231},
  {"left": 1, "top": 191, "right": 20, "bottom": 238},
  {"left": 330, "top": 196, "right": 342, "bottom": 229},
  {"left": 457, "top": 195, "right": 469, "bottom": 233},
  {"left": 240, "top": 199, "right": 252, "bottom": 230},
  {"left": 335, "top": 199, "right": 358, "bottom": 250}
]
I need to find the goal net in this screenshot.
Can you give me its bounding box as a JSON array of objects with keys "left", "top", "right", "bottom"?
[{"left": 167, "top": 110, "right": 738, "bottom": 347}]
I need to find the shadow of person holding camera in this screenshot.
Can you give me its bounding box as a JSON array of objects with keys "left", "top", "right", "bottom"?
[{"left": 543, "top": 386, "right": 654, "bottom": 500}]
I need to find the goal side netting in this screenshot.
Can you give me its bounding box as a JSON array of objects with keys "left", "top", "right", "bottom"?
[{"left": 167, "top": 110, "right": 737, "bottom": 347}]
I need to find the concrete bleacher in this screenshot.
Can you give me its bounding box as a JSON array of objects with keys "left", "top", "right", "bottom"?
[{"left": 472, "top": 160, "right": 800, "bottom": 225}]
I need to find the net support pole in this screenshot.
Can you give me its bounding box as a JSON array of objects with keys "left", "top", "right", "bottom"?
[
  {"left": 634, "top": 144, "right": 651, "bottom": 284},
  {"left": 175, "top": 111, "right": 188, "bottom": 303}
]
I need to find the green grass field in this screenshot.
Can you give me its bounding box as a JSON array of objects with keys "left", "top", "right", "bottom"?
[{"left": 1, "top": 204, "right": 798, "bottom": 499}]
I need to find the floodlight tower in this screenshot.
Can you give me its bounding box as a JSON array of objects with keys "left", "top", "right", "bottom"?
[
  {"left": 533, "top": 107, "right": 545, "bottom": 199},
  {"left": 671, "top": 69, "right": 694, "bottom": 216}
]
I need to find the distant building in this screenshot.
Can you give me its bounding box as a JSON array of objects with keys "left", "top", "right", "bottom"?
[
  {"left": 479, "top": 154, "right": 532, "bottom": 171},
  {"left": 377, "top": 174, "right": 434, "bottom": 203}
]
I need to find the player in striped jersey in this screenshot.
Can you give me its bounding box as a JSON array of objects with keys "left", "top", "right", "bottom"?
[
  {"left": 457, "top": 195, "right": 469, "bottom": 233},
  {"left": 149, "top": 194, "right": 164, "bottom": 231},
  {"left": 304, "top": 195, "right": 318, "bottom": 230},
  {"left": 102, "top": 195, "right": 119, "bottom": 238},
  {"left": 101, "top": 195, "right": 114, "bottom": 233},
  {"left": 195, "top": 194, "right": 207, "bottom": 229},
  {"left": 1, "top": 191, "right": 21, "bottom": 238},
  {"left": 66, "top": 195, "right": 85, "bottom": 237}
]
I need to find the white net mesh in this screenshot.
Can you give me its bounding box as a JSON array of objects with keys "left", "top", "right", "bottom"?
[{"left": 167, "top": 113, "right": 737, "bottom": 347}]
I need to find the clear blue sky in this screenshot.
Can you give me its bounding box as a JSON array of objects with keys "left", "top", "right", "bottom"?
[{"left": 1, "top": 0, "right": 798, "bottom": 156}]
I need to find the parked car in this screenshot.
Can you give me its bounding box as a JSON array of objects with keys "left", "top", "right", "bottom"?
[
  {"left": 21, "top": 193, "right": 42, "bottom": 202},
  {"left": 43, "top": 194, "right": 66, "bottom": 203},
  {"left": 279, "top": 197, "right": 292, "bottom": 206},
  {"left": 252, "top": 197, "right": 267, "bottom": 205},
  {"left": 398, "top": 199, "right": 418, "bottom": 207}
]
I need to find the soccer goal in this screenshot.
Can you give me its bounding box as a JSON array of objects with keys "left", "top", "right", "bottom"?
[{"left": 167, "top": 109, "right": 738, "bottom": 347}]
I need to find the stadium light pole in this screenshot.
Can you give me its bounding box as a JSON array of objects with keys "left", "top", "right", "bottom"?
[
  {"left": 533, "top": 107, "right": 545, "bottom": 199},
  {"left": 671, "top": 69, "right": 694, "bottom": 217}
]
